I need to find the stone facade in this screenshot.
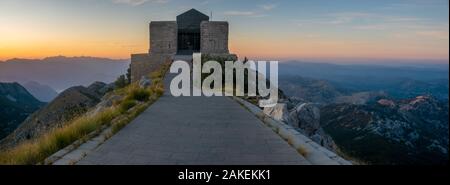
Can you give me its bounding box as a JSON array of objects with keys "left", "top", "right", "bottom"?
[
  {"left": 200, "top": 21, "right": 229, "bottom": 54},
  {"left": 131, "top": 9, "right": 235, "bottom": 82},
  {"left": 149, "top": 21, "right": 177, "bottom": 54}
]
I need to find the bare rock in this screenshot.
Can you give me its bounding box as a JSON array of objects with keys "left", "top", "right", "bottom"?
[
  {"left": 139, "top": 76, "right": 151, "bottom": 88},
  {"left": 263, "top": 103, "right": 293, "bottom": 126},
  {"left": 90, "top": 94, "right": 124, "bottom": 115},
  {"left": 290, "top": 103, "right": 337, "bottom": 151},
  {"left": 291, "top": 103, "right": 320, "bottom": 133}
]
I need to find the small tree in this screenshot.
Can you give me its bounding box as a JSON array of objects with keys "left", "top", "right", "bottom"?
[
  {"left": 115, "top": 75, "right": 127, "bottom": 89},
  {"left": 126, "top": 65, "right": 131, "bottom": 84}
]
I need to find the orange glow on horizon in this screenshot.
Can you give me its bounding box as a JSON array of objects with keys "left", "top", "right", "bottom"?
[{"left": 1, "top": 31, "right": 448, "bottom": 62}]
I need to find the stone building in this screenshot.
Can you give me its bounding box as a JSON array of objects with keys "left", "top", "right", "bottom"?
[{"left": 131, "top": 8, "right": 237, "bottom": 82}]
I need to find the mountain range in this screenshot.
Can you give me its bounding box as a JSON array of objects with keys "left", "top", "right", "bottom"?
[
  {"left": 21, "top": 81, "right": 58, "bottom": 102},
  {"left": 0, "top": 58, "right": 448, "bottom": 164},
  {"left": 279, "top": 61, "right": 449, "bottom": 100},
  {"left": 0, "top": 56, "right": 129, "bottom": 92},
  {"left": 275, "top": 61, "right": 449, "bottom": 164}
]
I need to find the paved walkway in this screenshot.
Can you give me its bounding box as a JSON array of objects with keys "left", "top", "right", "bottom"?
[{"left": 77, "top": 65, "right": 310, "bottom": 165}]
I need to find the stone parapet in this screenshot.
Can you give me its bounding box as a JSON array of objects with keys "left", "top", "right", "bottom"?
[{"left": 232, "top": 97, "right": 353, "bottom": 165}]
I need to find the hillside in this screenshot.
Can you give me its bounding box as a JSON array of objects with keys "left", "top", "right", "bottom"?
[
  {"left": 320, "top": 95, "right": 449, "bottom": 164},
  {"left": 0, "top": 82, "right": 44, "bottom": 140},
  {"left": 0, "top": 82, "right": 113, "bottom": 149}
]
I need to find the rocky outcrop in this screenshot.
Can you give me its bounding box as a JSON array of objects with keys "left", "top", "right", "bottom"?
[
  {"left": 89, "top": 94, "right": 123, "bottom": 116},
  {"left": 263, "top": 104, "right": 292, "bottom": 126},
  {"left": 289, "top": 103, "right": 337, "bottom": 151},
  {"left": 139, "top": 76, "right": 152, "bottom": 88},
  {"left": 0, "top": 82, "right": 112, "bottom": 149},
  {"left": 264, "top": 102, "right": 337, "bottom": 151}
]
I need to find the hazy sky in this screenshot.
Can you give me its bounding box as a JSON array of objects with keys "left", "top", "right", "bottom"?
[{"left": 0, "top": 0, "right": 448, "bottom": 63}]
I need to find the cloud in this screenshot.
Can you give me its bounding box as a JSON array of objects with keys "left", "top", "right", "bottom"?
[
  {"left": 223, "top": 3, "right": 276, "bottom": 18},
  {"left": 259, "top": 4, "right": 277, "bottom": 10},
  {"left": 112, "top": 0, "right": 168, "bottom": 6},
  {"left": 223, "top": 11, "right": 256, "bottom": 16},
  {"left": 223, "top": 11, "right": 268, "bottom": 18},
  {"left": 353, "top": 24, "right": 388, "bottom": 30}
]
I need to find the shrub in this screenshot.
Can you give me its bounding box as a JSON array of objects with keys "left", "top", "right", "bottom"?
[
  {"left": 114, "top": 75, "right": 128, "bottom": 89},
  {"left": 126, "top": 88, "right": 151, "bottom": 102},
  {"left": 110, "top": 116, "right": 131, "bottom": 134},
  {"left": 151, "top": 84, "right": 164, "bottom": 97},
  {"left": 125, "top": 84, "right": 151, "bottom": 102},
  {"left": 119, "top": 99, "right": 136, "bottom": 113}
]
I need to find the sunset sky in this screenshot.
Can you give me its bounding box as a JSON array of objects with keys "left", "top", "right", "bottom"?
[{"left": 0, "top": 0, "right": 448, "bottom": 63}]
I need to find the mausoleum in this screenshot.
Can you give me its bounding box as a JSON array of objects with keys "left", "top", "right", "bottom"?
[{"left": 131, "top": 9, "right": 237, "bottom": 82}]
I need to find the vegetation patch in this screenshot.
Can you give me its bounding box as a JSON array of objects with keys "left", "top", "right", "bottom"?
[
  {"left": 0, "top": 108, "right": 119, "bottom": 164},
  {"left": 126, "top": 86, "right": 151, "bottom": 102},
  {"left": 119, "top": 99, "right": 137, "bottom": 113},
  {"left": 0, "top": 63, "right": 170, "bottom": 165}
]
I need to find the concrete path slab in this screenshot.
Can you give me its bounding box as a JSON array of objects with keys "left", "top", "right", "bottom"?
[{"left": 77, "top": 70, "right": 310, "bottom": 165}]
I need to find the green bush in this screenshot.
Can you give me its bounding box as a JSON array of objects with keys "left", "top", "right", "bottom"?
[
  {"left": 119, "top": 99, "right": 136, "bottom": 113},
  {"left": 114, "top": 75, "right": 128, "bottom": 89},
  {"left": 127, "top": 88, "right": 151, "bottom": 102}
]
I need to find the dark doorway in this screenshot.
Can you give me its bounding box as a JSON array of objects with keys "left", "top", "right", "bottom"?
[
  {"left": 177, "top": 32, "right": 200, "bottom": 54},
  {"left": 176, "top": 9, "right": 209, "bottom": 55}
]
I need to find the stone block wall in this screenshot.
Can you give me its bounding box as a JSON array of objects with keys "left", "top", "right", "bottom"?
[
  {"left": 149, "top": 21, "right": 177, "bottom": 54},
  {"left": 200, "top": 21, "right": 229, "bottom": 54},
  {"left": 130, "top": 53, "right": 172, "bottom": 82}
]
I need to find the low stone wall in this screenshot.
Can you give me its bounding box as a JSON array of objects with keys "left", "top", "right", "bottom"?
[
  {"left": 130, "top": 53, "right": 173, "bottom": 82},
  {"left": 232, "top": 97, "right": 352, "bottom": 165}
]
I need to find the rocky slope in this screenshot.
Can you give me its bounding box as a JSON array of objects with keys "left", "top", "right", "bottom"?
[
  {"left": 264, "top": 102, "right": 338, "bottom": 151},
  {"left": 0, "top": 82, "right": 44, "bottom": 140},
  {"left": 275, "top": 74, "right": 448, "bottom": 164},
  {"left": 321, "top": 95, "right": 448, "bottom": 164},
  {"left": 0, "top": 82, "right": 113, "bottom": 149}
]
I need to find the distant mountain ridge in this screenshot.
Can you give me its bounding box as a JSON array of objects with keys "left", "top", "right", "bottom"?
[
  {"left": 279, "top": 61, "right": 449, "bottom": 100},
  {"left": 4, "top": 56, "right": 128, "bottom": 63},
  {"left": 0, "top": 56, "right": 130, "bottom": 92},
  {"left": 21, "top": 81, "right": 58, "bottom": 102},
  {"left": 0, "top": 82, "right": 44, "bottom": 140}
]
